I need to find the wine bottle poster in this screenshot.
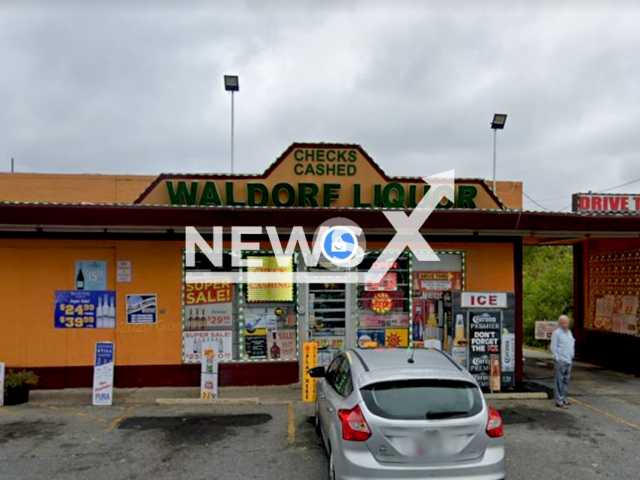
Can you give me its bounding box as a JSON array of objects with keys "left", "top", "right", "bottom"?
[
  {"left": 267, "top": 329, "right": 297, "bottom": 360},
  {"left": 54, "top": 290, "right": 116, "bottom": 329},
  {"left": 182, "top": 331, "right": 232, "bottom": 363},
  {"left": 75, "top": 260, "right": 107, "bottom": 291}
]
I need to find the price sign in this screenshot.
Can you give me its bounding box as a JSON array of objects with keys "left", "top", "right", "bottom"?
[{"left": 54, "top": 291, "right": 116, "bottom": 329}]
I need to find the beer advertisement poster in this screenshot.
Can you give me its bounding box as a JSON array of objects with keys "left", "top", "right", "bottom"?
[
  {"left": 126, "top": 294, "right": 157, "bottom": 324},
  {"left": 467, "top": 310, "right": 502, "bottom": 388}
]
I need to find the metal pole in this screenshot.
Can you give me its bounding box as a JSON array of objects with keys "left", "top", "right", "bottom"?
[
  {"left": 230, "top": 91, "right": 235, "bottom": 174},
  {"left": 11, "top": 157, "right": 14, "bottom": 173},
  {"left": 492, "top": 128, "right": 497, "bottom": 193}
]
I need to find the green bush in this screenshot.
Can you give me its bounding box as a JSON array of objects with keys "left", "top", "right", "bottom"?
[
  {"left": 523, "top": 246, "right": 574, "bottom": 348},
  {"left": 5, "top": 369, "right": 39, "bottom": 389}
]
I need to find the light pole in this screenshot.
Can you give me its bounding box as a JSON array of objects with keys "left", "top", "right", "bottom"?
[
  {"left": 224, "top": 75, "right": 239, "bottom": 173},
  {"left": 490, "top": 113, "right": 507, "bottom": 193}
]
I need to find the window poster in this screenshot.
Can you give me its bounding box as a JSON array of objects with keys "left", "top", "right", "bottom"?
[
  {"left": 385, "top": 328, "right": 409, "bottom": 348},
  {"left": 75, "top": 260, "right": 107, "bottom": 291},
  {"left": 267, "top": 329, "right": 297, "bottom": 360},
  {"left": 364, "top": 272, "right": 398, "bottom": 291},
  {"left": 357, "top": 329, "right": 386, "bottom": 348},
  {"left": 247, "top": 256, "right": 293, "bottom": 302},
  {"left": 184, "top": 279, "right": 232, "bottom": 330},
  {"left": 467, "top": 310, "right": 502, "bottom": 388},
  {"left": 183, "top": 331, "right": 233, "bottom": 363}
]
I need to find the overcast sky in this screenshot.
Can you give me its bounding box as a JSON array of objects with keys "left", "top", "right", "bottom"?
[{"left": 1, "top": 1, "right": 640, "bottom": 211}]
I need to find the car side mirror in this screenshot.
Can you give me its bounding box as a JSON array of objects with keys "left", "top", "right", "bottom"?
[{"left": 308, "top": 366, "right": 326, "bottom": 378}]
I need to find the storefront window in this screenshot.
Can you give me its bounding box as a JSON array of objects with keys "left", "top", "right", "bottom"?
[
  {"left": 183, "top": 251, "right": 237, "bottom": 363},
  {"left": 183, "top": 251, "right": 300, "bottom": 363},
  {"left": 356, "top": 253, "right": 411, "bottom": 348},
  {"left": 412, "top": 252, "right": 465, "bottom": 351},
  {"left": 240, "top": 253, "right": 298, "bottom": 361}
]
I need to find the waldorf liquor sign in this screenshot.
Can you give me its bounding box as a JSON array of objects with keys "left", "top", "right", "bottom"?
[{"left": 135, "top": 144, "right": 505, "bottom": 210}]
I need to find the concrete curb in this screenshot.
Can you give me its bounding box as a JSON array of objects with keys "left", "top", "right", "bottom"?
[
  {"left": 485, "top": 392, "right": 549, "bottom": 400},
  {"left": 156, "top": 397, "right": 260, "bottom": 405}
]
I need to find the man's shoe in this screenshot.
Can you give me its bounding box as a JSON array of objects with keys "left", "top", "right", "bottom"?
[
  {"left": 563, "top": 400, "right": 571, "bottom": 406},
  {"left": 556, "top": 403, "right": 569, "bottom": 409}
]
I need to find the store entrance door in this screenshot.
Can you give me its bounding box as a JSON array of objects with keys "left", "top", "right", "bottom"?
[{"left": 307, "top": 271, "right": 353, "bottom": 366}]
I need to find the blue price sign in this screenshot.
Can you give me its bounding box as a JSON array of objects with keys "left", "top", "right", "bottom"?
[{"left": 54, "top": 291, "right": 116, "bottom": 329}]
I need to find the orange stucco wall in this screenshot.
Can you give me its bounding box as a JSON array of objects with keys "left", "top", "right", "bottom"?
[
  {"left": 0, "top": 239, "right": 183, "bottom": 367},
  {"left": 0, "top": 238, "right": 514, "bottom": 368},
  {"left": 0, "top": 173, "right": 155, "bottom": 203}
]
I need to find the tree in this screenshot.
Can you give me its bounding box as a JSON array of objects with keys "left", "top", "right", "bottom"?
[{"left": 523, "top": 246, "right": 573, "bottom": 347}]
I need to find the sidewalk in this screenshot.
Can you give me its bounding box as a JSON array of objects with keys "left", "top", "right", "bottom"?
[
  {"left": 524, "top": 347, "right": 640, "bottom": 397},
  {"left": 28, "top": 383, "right": 303, "bottom": 406}
]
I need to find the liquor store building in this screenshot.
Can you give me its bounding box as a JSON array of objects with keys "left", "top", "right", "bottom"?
[{"left": 1, "top": 143, "right": 638, "bottom": 389}]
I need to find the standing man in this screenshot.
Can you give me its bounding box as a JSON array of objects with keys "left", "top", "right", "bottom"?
[{"left": 550, "top": 315, "right": 575, "bottom": 409}]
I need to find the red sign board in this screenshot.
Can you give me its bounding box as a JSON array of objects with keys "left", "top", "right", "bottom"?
[{"left": 574, "top": 193, "right": 640, "bottom": 212}]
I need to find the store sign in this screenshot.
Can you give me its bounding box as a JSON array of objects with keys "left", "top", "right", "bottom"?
[
  {"left": 468, "top": 310, "right": 502, "bottom": 388},
  {"left": 183, "top": 331, "right": 233, "bottom": 363},
  {"left": 461, "top": 292, "right": 507, "bottom": 309},
  {"left": 413, "top": 271, "right": 462, "bottom": 292},
  {"left": 75, "top": 260, "right": 107, "bottom": 291},
  {"left": 92, "top": 342, "right": 115, "bottom": 406},
  {"left": 0, "top": 362, "right": 5, "bottom": 408},
  {"left": 54, "top": 291, "right": 116, "bottom": 329},
  {"left": 573, "top": 193, "right": 640, "bottom": 212},
  {"left": 247, "top": 256, "right": 293, "bottom": 302},
  {"left": 161, "top": 180, "right": 480, "bottom": 209},
  {"left": 136, "top": 145, "right": 505, "bottom": 210},
  {"left": 126, "top": 294, "right": 157, "bottom": 324},
  {"left": 200, "top": 342, "right": 219, "bottom": 399},
  {"left": 302, "top": 341, "right": 318, "bottom": 403}
]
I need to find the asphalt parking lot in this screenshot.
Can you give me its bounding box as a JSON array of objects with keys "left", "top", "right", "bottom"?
[{"left": 2, "top": 353, "right": 640, "bottom": 480}]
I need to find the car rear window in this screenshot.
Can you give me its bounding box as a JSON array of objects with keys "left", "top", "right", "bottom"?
[{"left": 360, "top": 379, "right": 483, "bottom": 420}]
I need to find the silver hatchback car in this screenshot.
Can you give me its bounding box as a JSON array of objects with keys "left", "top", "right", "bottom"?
[{"left": 310, "top": 348, "right": 505, "bottom": 480}]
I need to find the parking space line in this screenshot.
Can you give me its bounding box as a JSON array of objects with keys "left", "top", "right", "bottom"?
[
  {"left": 103, "top": 403, "right": 139, "bottom": 433},
  {"left": 570, "top": 397, "right": 640, "bottom": 432},
  {"left": 287, "top": 401, "right": 295, "bottom": 445}
]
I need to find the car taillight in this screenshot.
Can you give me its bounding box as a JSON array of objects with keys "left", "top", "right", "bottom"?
[
  {"left": 338, "top": 405, "right": 372, "bottom": 441},
  {"left": 486, "top": 406, "right": 503, "bottom": 438}
]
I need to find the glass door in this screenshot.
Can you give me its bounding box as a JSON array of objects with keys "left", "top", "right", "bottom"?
[{"left": 307, "top": 270, "right": 347, "bottom": 366}]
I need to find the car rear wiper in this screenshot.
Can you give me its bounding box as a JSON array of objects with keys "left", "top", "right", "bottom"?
[{"left": 426, "top": 411, "right": 469, "bottom": 419}]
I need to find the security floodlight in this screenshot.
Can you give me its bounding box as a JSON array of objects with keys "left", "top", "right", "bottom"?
[
  {"left": 224, "top": 75, "right": 239, "bottom": 92},
  {"left": 490, "top": 113, "right": 508, "bottom": 193},
  {"left": 224, "top": 75, "right": 239, "bottom": 173},
  {"left": 491, "top": 113, "right": 507, "bottom": 130}
]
